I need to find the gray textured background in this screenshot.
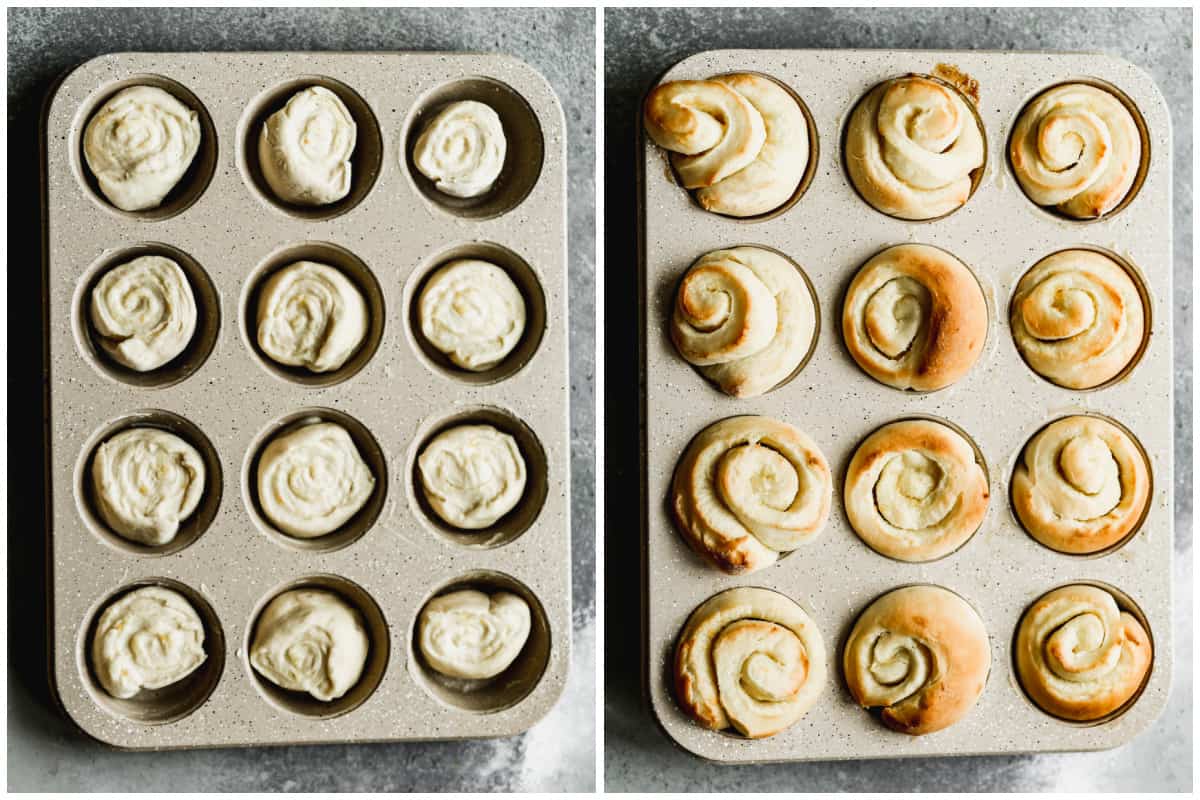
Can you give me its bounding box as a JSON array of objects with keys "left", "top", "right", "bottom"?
[
  {"left": 604, "top": 7, "right": 1192, "bottom": 793},
  {"left": 7, "top": 7, "right": 594, "bottom": 792}
]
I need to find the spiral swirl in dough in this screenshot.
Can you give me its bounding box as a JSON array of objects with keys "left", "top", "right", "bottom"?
[
  {"left": 413, "top": 101, "right": 507, "bottom": 199},
  {"left": 92, "top": 586, "right": 207, "bottom": 699},
  {"left": 671, "top": 416, "right": 831, "bottom": 575},
  {"left": 90, "top": 255, "right": 198, "bottom": 372},
  {"left": 671, "top": 247, "right": 815, "bottom": 398},
  {"left": 418, "top": 589, "right": 531, "bottom": 680},
  {"left": 1015, "top": 584, "right": 1152, "bottom": 721},
  {"left": 644, "top": 73, "right": 809, "bottom": 217},
  {"left": 259, "top": 86, "right": 356, "bottom": 206},
  {"left": 256, "top": 422, "right": 375, "bottom": 539},
  {"left": 843, "top": 244, "right": 987, "bottom": 392},
  {"left": 257, "top": 261, "right": 368, "bottom": 373},
  {"left": 250, "top": 589, "right": 369, "bottom": 702},
  {"left": 1011, "top": 250, "right": 1145, "bottom": 389},
  {"left": 83, "top": 86, "right": 201, "bottom": 212},
  {"left": 844, "top": 585, "right": 989, "bottom": 735},
  {"left": 1012, "top": 415, "right": 1149, "bottom": 554},
  {"left": 844, "top": 419, "right": 989, "bottom": 562},
  {"left": 846, "top": 76, "right": 984, "bottom": 220},
  {"left": 1011, "top": 83, "right": 1142, "bottom": 219},
  {"left": 419, "top": 259, "right": 527, "bottom": 371},
  {"left": 674, "top": 587, "right": 826, "bottom": 739},
  {"left": 418, "top": 424, "right": 527, "bottom": 530},
  {"left": 91, "top": 427, "right": 205, "bottom": 546}
]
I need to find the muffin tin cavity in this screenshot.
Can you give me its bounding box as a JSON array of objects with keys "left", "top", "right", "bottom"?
[
  {"left": 75, "top": 410, "right": 222, "bottom": 557},
  {"left": 409, "top": 570, "right": 550, "bottom": 713},
  {"left": 77, "top": 577, "right": 225, "bottom": 724},
  {"left": 407, "top": 406, "right": 548, "bottom": 549},
  {"left": 244, "top": 574, "right": 389, "bottom": 719},
  {"left": 406, "top": 241, "right": 547, "bottom": 384},
  {"left": 72, "top": 74, "right": 218, "bottom": 221},
  {"left": 239, "top": 75, "right": 383, "bottom": 220},
  {"left": 240, "top": 241, "right": 385, "bottom": 388},
  {"left": 243, "top": 408, "right": 387, "bottom": 553},
  {"left": 404, "top": 77, "right": 544, "bottom": 219}
]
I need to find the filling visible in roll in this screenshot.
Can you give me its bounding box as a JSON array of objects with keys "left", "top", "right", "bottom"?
[
  {"left": 90, "top": 254, "right": 198, "bottom": 372},
  {"left": 91, "top": 585, "right": 207, "bottom": 699},
  {"left": 413, "top": 100, "right": 507, "bottom": 198},
  {"left": 256, "top": 260, "right": 369, "bottom": 374},
  {"left": 417, "top": 424, "right": 527, "bottom": 530},
  {"left": 418, "top": 589, "right": 531, "bottom": 680},
  {"left": 418, "top": 259, "right": 527, "bottom": 372},
  {"left": 259, "top": 86, "right": 357, "bottom": 206}
]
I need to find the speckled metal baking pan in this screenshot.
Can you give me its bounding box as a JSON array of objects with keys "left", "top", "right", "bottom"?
[
  {"left": 640, "top": 49, "right": 1173, "bottom": 763},
  {"left": 43, "top": 51, "right": 570, "bottom": 749}
]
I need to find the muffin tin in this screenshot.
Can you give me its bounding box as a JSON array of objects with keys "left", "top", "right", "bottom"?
[
  {"left": 43, "top": 52, "right": 570, "bottom": 749},
  {"left": 639, "top": 49, "right": 1173, "bottom": 762}
]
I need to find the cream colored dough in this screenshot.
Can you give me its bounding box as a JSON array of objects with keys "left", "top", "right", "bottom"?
[
  {"left": 418, "top": 589, "right": 531, "bottom": 679},
  {"left": 418, "top": 424, "right": 526, "bottom": 529},
  {"left": 92, "top": 585, "right": 207, "bottom": 699},
  {"left": 90, "top": 255, "right": 198, "bottom": 372},
  {"left": 413, "top": 100, "right": 507, "bottom": 198},
  {"left": 259, "top": 86, "right": 356, "bottom": 205},
  {"left": 257, "top": 261, "right": 368, "bottom": 373},
  {"left": 419, "top": 259, "right": 526, "bottom": 371}
]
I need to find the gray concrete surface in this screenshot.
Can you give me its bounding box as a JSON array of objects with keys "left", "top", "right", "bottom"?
[
  {"left": 604, "top": 7, "right": 1192, "bottom": 792},
  {"left": 7, "top": 7, "right": 595, "bottom": 792}
]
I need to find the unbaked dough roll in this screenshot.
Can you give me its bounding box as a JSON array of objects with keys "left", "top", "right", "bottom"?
[
  {"left": 90, "top": 255, "right": 198, "bottom": 372},
  {"left": 843, "top": 585, "right": 990, "bottom": 735},
  {"left": 1010, "top": 83, "right": 1141, "bottom": 218},
  {"left": 671, "top": 247, "right": 815, "bottom": 398},
  {"left": 845, "top": 76, "right": 984, "bottom": 220},
  {"left": 1011, "top": 415, "right": 1149, "bottom": 554},
  {"left": 83, "top": 85, "right": 202, "bottom": 212},
  {"left": 418, "top": 259, "right": 527, "bottom": 371},
  {"left": 91, "top": 585, "right": 207, "bottom": 699},
  {"left": 91, "top": 427, "right": 205, "bottom": 546},
  {"left": 417, "top": 424, "right": 526, "bottom": 529},
  {"left": 671, "top": 416, "right": 831, "bottom": 575},
  {"left": 413, "top": 101, "right": 507, "bottom": 198},
  {"left": 644, "top": 73, "right": 808, "bottom": 217},
  {"left": 259, "top": 86, "right": 356, "bottom": 206},
  {"left": 1015, "top": 584, "right": 1152, "bottom": 721},
  {"left": 256, "top": 422, "right": 375, "bottom": 538},
  {"left": 842, "top": 244, "right": 987, "bottom": 392},
  {"left": 256, "top": 261, "right": 368, "bottom": 373},
  {"left": 250, "top": 588, "right": 369, "bottom": 702},
  {"left": 844, "top": 419, "right": 989, "bottom": 562},
  {"left": 674, "top": 587, "right": 826, "bottom": 739},
  {"left": 1010, "top": 250, "right": 1145, "bottom": 389},
  {"left": 418, "top": 589, "right": 531, "bottom": 679}
]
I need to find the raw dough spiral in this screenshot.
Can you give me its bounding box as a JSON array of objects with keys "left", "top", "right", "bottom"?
[
  {"left": 90, "top": 255, "right": 198, "bottom": 372},
  {"left": 671, "top": 247, "right": 815, "bottom": 398},
  {"left": 674, "top": 587, "right": 826, "bottom": 739},
  {"left": 83, "top": 85, "right": 202, "bottom": 212},
  {"left": 1010, "top": 250, "right": 1145, "bottom": 389},
  {"left": 256, "top": 260, "right": 368, "bottom": 373},
  {"left": 644, "top": 73, "right": 809, "bottom": 217},
  {"left": 1010, "top": 83, "right": 1142, "bottom": 219},
  {"left": 842, "top": 244, "right": 987, "bottom": 392},
  {"left": 1011, "top": 415, "right": 1149, "bottom": 554},
  {"left": 418, "top": 424, "right": 527, "bottom": 530},
  {"left": 413, "top": 100, "right": 507, "bottom": 198},
  {"left": 843, "top": 585, "right": 990, "bottom": 735},
  {"left": 259, "top": 86, "right": 356, "bottom": 206},
  {"left": 671, "top": 416, "right": 831, "bottom": 575},
  {"left": 250, "top": 588, "right": 369, "bottom": 702},
  {"left": 844, "top": 419, "right": 989, "bottom": 562},
  {"left": 256, "top": 422, "right": 375, "bottom": 538},
  {"left": 1015, "top": 584, "right": 1152, "bottom": 721},
  {"left": 418, "top": 589, "right": 531, "bottom": 680},
  {"left": 91, "top": 427, "right": 205, "bottom": 546},
  {"left": 418, "top": 259, "right": 527, "bottom": 371},
  {"left": 91, "top": 585, "right": 207, "bottom": 699},
  {"left": 846, "top": 76, "right": 984, "bottom": 220}
]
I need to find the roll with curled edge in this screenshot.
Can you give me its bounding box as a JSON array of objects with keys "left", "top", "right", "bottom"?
[
  {"left": 843, "top": 585, "right": 990, "bottom": 735},
  {"left": 644, "top": 73, "right": 809, "bottom": 217},
  {"left": 418, "top": 589, "right": 531, "bottom": 680},
  {"left": 675, "top": 587, "right": 826, "bottom": 739},
  {"left": 845, "top": 76, "right": 984, "bottom": 220},
  {"left": 91, "top": 585, "right": 207, "bottom": 699},
  {"left": 842, "top": 243, "right": 987, "bottom": 392},
  {"left": 90, "top": 255, "right": 198, "bottom": 372},
  {"left": 259, "top": 86, "right": 357, "bottom": 206},
  {"left": 256, "top": 260, "right": 369, "bottom": 374},
  {"left": 1011, "top": 415, "right": 1149, "bottom": 554},
  {"left": 413, "top": 100, "right": 507, "bottom": 199},
  {"left": 1010, "top": 83, "right": 1141, "bottom": 219},
  {"left": 1015, "top": 584, "right": 1151, "bottom": 721},
  {"left": 671, "top": 416, "right": 831, "bottom": 575},
  {"left": 1010, "top": 250, "right": 1145, "bottom": 389}
]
